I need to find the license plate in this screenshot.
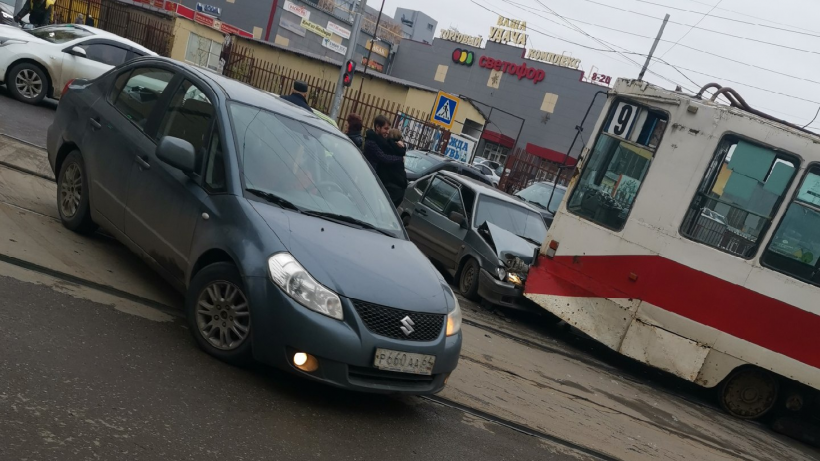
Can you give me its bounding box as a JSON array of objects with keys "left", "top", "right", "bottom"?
[{"left": 373, "top": 348, "right": 436, "bottom": 375}]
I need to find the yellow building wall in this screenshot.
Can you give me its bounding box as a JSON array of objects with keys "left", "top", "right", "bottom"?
[{"left": 167, "top": 17, "right": 485, "bottom": 132}]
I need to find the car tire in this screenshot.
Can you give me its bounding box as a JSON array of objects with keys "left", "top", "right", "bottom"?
[
  {"left": 57, "top": 151, "right": 97, "bottom": 234},
  {"left": 7, "top": 62, "right": 48, "bottom": 104},
  {"left": 458, "top": 258, "right": 481, "bottom": 301},
  {"left": 186, "top": 262, "right": 254, "bottom": 366}
]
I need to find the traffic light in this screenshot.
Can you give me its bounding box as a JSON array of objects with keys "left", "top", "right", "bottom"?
[{"left": 343, "top": 60, "right": 356, "bottom": 87}]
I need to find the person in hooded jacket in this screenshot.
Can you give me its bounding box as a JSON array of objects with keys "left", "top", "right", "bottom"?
[
  {"left": 280, "top": 81, "right": 312, "bottom": 113},
  {"left": 363, "top": 115, "right": 405, "bottom": 206},
  {"left": 14, "top": 0, "right": 54, "bottom": 27},
  {"left": 379, "top": 128, "right": 408, "bottom": 207},
  {"left": 346, "top": 113, "right": 364, "bottom": 151}
]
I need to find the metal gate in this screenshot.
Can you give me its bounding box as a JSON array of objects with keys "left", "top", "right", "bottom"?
[
  {"left": 498, "top": 147, "right": 574, "bottom": 194},
  {"left": 394, "top": 112, "right": 450, "bottom": 154}
]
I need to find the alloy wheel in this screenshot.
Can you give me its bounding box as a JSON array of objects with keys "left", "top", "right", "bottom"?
[
  {"left": 15, "top": 69, "right": 43, "bottom": 99},
  {"left": 195, "top": 281, "right": 251, "bottom": 351},
  {"left": 60, "top": 163, "right": 82, "bottom": 218}
]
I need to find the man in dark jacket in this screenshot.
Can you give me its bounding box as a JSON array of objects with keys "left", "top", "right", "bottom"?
[
  {"left": 14, "top": 0, "right": 53, "bottom": 27},
  {"left": 280, "top": 81, "right": 312, "bottom": 113},
  {"left": 364, "top": 115, "right": 405, "bottom": 206}
]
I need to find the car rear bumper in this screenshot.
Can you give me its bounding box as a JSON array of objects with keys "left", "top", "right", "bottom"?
[
  {"left": 245, "top": 276, "right": 461, "bottom": 394},
  {"left": 478, "top": 268, "right": 529, "bottom": 310}
]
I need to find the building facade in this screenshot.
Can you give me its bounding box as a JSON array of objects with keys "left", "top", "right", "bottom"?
[
  {"left": 394, "top": 8, "right": 437, "bottom": 44},
  {"left": 389, "top": 24, "right": 606, "bottom": 167}
]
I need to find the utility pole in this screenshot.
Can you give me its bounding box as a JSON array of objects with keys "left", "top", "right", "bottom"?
[
  {"left": 329, "top": 0, "right": 365, "bottom": 121},
  {"left": 353, "top": 0, "right": 385, "bottom": 112},
  {"left": 638, "top": 14, "right": 669, "bottom": 81}
]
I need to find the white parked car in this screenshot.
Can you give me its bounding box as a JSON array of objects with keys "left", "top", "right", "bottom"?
[
  {"left": 472, "top": 162, "right": 501, "bottom": 187},
  {"left": 0, "top": 23, "right": 155, "bottom": 104}
]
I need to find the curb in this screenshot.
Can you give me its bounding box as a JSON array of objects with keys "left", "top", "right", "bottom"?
[{"left": 0, "top": 132, "right": 56, "bottom": 182}]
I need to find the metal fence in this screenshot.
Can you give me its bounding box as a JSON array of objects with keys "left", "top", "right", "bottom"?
[
  {"left": 53, "top": 0, "right": 174, "bottom": 56},
  {"left": 498, "top": 147, "right": 574, "bottom": 194},
  {"left": 222, "top": 42, "right": 430, "bottom": 130}
]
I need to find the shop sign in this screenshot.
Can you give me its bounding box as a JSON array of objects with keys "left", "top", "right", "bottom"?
[
  {"left": 488, "top": 15, "right": 527, "bottom": 47},
  {"left": 452, "top": 48, "right": 474, "bottom": 66},
  {"left": 284, "top": 0, "right": 310, "bottom": 19},
  {"left": 194, "top": 11, "right": 214, "bottom": 27},
  {"left": 526, "top": 49, "right": 581, "bottom": 70},
  {"left": 478, "top": 56, "right": 545, "bottom": 84},
  {"left": 163, "top": 1, "right": 178, "bottom": 13},
  {"left": 327, "top": 21, "right": 351, "bottom": 39},
  {"left": 196, "top": 2, "right": 220, "bottom": 16},
  {"left": 301, "top": 17, "right": 331, "bottom": 39},
  {"left": 366, "top": 40, "right": 389, "bottom": 58},
  {"left": 445, "top": 134, "right": 477, "bottom": 164},
  {"left": 439, "top": 29, "right": 482, "bottom": 48},
  {"left": 361, "top": 57, "right": 384, "bottom": 72},
  {"left": 280, "top": 16, "right": 306, "bottom": 36},
  {"left": 152, "top": 0, "right": 164, "bottom": 9},
  {"left": 322, "top": 37, "right": 347, "bottom": 55}
]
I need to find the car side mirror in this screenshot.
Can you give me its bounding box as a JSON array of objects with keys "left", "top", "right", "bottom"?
[
  {"left": 66, "top": 46, "right": 87, "bottom": 58},
  {"left": 449, "top": 211, "right": 467, "bottom": 228},
  {"left": 157, "top": 136, "right": 196, "bottom": 175}
]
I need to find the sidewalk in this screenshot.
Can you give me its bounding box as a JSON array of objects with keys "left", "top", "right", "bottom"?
[{"left": 0, "top": 136, "right": 816, "bottom": 460}]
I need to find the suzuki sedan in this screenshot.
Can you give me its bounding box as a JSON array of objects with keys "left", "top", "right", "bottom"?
[{"left": 47, "top": 57, "right": 462, "bottom": 393}]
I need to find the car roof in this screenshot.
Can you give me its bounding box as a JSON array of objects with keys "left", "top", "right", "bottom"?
[
  {"left": 438, "top": 171, "right": 540, "bottom": 211},
  {"left": 47, "top": 25, "right": 157, "bottom": 55},
  {"left": 129, "top": 57, "right": 340, "bottom": 132}
]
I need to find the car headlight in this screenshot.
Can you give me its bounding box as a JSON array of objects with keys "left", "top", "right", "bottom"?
[
  {"left": 446, "top": 289, "right": 462, "bottom": 336},
  {"left": 267, "top": 253, "right": 343, "bottom": 320},
  {"left": 1, "top": 11, "right": 11, "bottom": 19},
  {"left": 495, "top": 267, "right": 506, "bottom": 280}
]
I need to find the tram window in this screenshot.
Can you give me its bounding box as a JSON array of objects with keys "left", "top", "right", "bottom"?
[
  {"left": 681, "top": 136, "right": 797, "bottom": 259},
  {"left": 761, "top": 167, "right": 820, "bottom": 286},
  {"left": 567, "top": 101, "right": 668, "bottom": 231}
]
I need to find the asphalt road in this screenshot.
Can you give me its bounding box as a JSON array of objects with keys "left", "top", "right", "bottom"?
[
  {"left": 0, "top": 274, "right": 580, "bottom": 461},
  {"left": 0, "top": 86, "right": 57, "bottom": 148}
]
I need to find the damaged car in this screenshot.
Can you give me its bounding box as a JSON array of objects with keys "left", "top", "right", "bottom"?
[{"left": 399, "top": 172, "right": 547, "bottom": 309}]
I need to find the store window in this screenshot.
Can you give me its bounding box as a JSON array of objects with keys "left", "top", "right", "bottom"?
[
  {"left": 761, "top": 166, "right": 820, "bottom": 284},
  {"left": 185, "top": 33, "right": 222, "bottom": 71},
  {"left": 681, "top": 136, "right": 797, "bottom": 258},
  {"left": 482, "top": 142, "right": 510, "bottom": 166},
  {"left": 567, "top": 100, "right": 668, "bottom": 231}
]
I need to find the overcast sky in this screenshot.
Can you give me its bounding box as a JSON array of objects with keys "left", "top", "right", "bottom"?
[{"left": 370, "top": 0, "right": 820, "bottom": 131}]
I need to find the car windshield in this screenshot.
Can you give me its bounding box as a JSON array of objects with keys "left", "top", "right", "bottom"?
[
  {"left": 0, "top": 0, "right": 14, "bottom": 7},
  {"left": 230, "top": 102, "right": 402, "bottom": 235},
  {"left": 405, "top": 151, "right": 439, "bottom": 174},
  {"left": 474, "top": 196, "right": 548, "bottom": 245},
  {"left": 516, "top": 183, "right": 566, "bottom": 212},
  {"left": 26, "top": 25, "right": 93, "bottom": 43}
]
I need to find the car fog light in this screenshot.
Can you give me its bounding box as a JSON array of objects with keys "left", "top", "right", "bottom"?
[
  {"left": 292, "top": 352, "right": 319, "bottom": 372},
  {"left": 507, "top": 273, "right": 522, "bottom": 286}
]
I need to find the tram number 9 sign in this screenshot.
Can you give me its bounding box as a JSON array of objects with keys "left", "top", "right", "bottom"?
[{"left": 606, "top": 102, "right": 639, "bottom": 138}]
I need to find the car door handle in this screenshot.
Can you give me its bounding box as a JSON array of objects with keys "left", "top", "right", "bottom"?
[
  {"left": 415, "top": 208, "right": 428, "bottom": 216},
  {"left": 135, "top": 156, "right": 151, "bottom": 170},
  {"left": 89, "top": 117, "right": 102, "bottom": 130}
]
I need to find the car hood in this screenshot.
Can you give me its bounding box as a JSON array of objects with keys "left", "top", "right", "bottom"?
[
  {"left": 480, "top": 221, "right": 538, "bottom": 264},
  {"left": 0, "top": 3, "right": 13, "bottom": 16},
  {"left": 250, "top": 201, "right": 452, "bottom": 314},
  {"left": 0, "top": 25, "right": 47, "bottom": 43}
]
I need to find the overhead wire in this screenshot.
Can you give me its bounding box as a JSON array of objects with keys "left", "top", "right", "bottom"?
[{"left": 656, "top": 0, "right": 723, "bottom": 59}]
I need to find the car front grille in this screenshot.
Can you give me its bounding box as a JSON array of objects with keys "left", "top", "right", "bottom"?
[{"left": 352, "top": 300, "right": 445, "bottom": 342}]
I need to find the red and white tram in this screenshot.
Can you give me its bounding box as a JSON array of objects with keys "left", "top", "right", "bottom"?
[{"left": 525, "top": 79, "right": 820, "bottom": 420}]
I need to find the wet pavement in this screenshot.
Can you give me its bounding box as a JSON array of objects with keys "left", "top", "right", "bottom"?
[{"left": 0, "top": 86, "right": 57, "bottom": 148}]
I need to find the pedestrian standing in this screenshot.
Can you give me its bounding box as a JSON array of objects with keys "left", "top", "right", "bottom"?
[
  {"left": 280, "top": 80, "right": 312, "bottom": 113},
  {"left": 363, "top": 115, "right": 405, "bottom": 206},
  {"left": 346, "top": 113, "right": 364, "bottom": 151},
  {"left": 85, "top": 14, "right": 94, "bottom": 27},
  {"left": 74, "top": 13, "right": 83, "bottom": 24},
  {"left": 380, "top": 128, "right": 408, "bottom": 207}
]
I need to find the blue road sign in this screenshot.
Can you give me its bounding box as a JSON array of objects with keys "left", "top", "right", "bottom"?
[{"left": 430, "top": 91, "right": 460, "bottom": 129}]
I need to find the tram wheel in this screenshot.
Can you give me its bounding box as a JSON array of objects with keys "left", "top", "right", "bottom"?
[{"left": 719, "top": 367, "right": 779, "bottom": 420}]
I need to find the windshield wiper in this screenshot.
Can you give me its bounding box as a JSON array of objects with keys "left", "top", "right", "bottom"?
[
  {"left": 516, "top": 234, "right": 542, "bottom": 246},
  {"left": 302, "top": 211, "right": 394, "bottom": 237},
  {"left": 520, "top": 198, "right": 547, "bottom": 210},
  {"left": 246, "top": 189, "right": 301, "bottom": 212}
]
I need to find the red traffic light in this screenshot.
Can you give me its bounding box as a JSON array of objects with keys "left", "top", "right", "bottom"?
[
  {"left": 343, "top": 74, "right": 352, "bottom": 86},
  {"left": 345, "top": 60, "right": 356, "bottom": 73}
]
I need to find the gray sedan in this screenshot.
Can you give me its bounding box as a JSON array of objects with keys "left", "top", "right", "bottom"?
[
  {"left": 46, "top": 57, "right": 462, "bottom": 394},
  {"left": 399, "top": 172, "right": 547, "bottom": 309}
]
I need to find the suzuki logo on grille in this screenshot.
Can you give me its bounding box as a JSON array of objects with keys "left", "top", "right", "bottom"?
[{"left": 400, "top": 316, "right": 415, "bottom": 336}]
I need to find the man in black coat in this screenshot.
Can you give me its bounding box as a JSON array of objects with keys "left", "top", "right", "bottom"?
[
  {"left": 281, "top": 81, "right": 312, "bottom": 113},
  {"left": 363, "top": 115, "right": 405, "bottom": 207}
]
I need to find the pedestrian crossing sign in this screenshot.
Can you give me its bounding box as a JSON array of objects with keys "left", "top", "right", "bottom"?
[{"left": 430, "top": 91, "right": 460, "bottom": 129}]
